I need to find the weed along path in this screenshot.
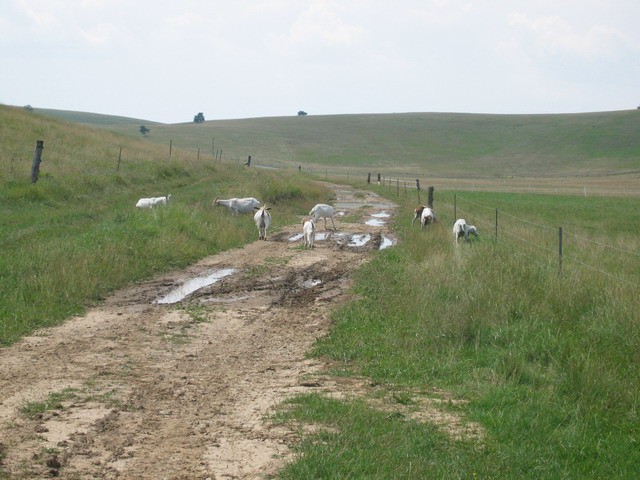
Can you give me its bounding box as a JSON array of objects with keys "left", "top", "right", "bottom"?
[{"left": 0, "top": 184, "right": 400, "bottom": 479}]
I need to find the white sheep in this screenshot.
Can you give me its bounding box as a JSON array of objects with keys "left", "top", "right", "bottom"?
[
  {"left": 412, "top": 205, "right": 427, "bottom": 226},
  {"left": 453, "top": 218, "right": 479, "bottom": 243},
  {"left": 302, "top": 218, "right": 316, "bottom": 249},
  {"left": 253, "top": 205, "right": 272, "bottom": 240},
  {"left": 214, "top": 197, "right": 261, "bottom": 215},
  {"left": 420, "top": 207, "right": 436, "bottom": 230},
  {"left": 309, "top": 204, "right": 336, "bottom": 230},
  {"left": 136, "top": 194, "right": 171, "bottom": 208}
]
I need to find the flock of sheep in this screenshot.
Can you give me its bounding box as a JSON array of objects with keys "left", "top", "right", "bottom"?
[
  {"left": 412, "top": 204, "right": 479, "bottom": 243},
  {"left": 135, "top": 195, "right": 478, "bottom": 246}
]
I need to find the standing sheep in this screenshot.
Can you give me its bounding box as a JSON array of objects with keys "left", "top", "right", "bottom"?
[
  {"left": 253, "top": 205, "right": 272, "bottom": 240},
  {"left": 136, "top": 195, "right": 171, "bottom": 208},
  {"left": 453, "top": 218, "right": 479, "bottom": 243},
  {"left": 420, "top": 207, "right": 436, "bottom": 230},
  {"left": 309, "top": 204, "right": 336, "bottom": 230},
  {"left": 214, "top": 197, "right": 261, "bottom": 215},
  {"left": 302, "top": 219, "right": 316, "bottom": 249}
]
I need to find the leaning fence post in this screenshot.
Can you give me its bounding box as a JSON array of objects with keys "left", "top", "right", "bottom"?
[
  {"left": 558, "top": 227, "right": 563, "bottom": 276},
  {"left": 30, "top": 140, "right": 44, "bottom": 184}
]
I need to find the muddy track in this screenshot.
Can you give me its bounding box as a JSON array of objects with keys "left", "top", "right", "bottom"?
[{"left": 0, "top": 184, "right": 400, "bottom": 479}]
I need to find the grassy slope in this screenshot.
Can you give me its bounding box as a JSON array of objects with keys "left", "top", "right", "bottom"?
[
  {"left": 3, "top": 105, "right": 639, "bottom": 477},
  {"left": 0, "top": 105, "right": 330, "bottom": 344},
  {"left": 47, "top": 109, "right": 640, "bottom": 178}
]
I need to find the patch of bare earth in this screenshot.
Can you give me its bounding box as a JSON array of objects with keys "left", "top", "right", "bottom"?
[{"left": 0, "top": 184, "right": 481, "bottom": 479}]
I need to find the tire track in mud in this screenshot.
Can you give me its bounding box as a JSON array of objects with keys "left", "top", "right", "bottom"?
[{"left": 0, "top": 185, "right": 400, "bottom": 479}]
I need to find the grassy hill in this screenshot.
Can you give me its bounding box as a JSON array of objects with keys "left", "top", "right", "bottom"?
[{"left": 38, "top": 108, "right": 640, "bottom": 179}]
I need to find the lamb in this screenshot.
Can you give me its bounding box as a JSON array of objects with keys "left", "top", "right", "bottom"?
[
  {"left": 309, "top": 204, "right": 336, "bottom": 230},
  {"left": 412, "top": 205, "right": 428, "bottom": 226},
  {"left": 302, "top": 218, "right": 316, "bottom": 249},
  {"left": 420, "top": 207, "right": 436, "bottom": 230},
  {"left": 453, "top": 218, "right": 479, "bottom": 243},
  {"left": 136, "top": 195, "right": 171, "bottom": 208},
  {"left": 214, "top": 197, "right": 261, "bottom": 215},
  {"left": 253, "top": 205, "right": 272, "bottom": 240}
]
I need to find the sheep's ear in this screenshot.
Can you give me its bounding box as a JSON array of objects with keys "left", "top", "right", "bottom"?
[
  {"left": 266, "top": 207, "right": 271, "bottom": 211},
  {"left": 254, "top": 206, "right": 260, "bottom": 210}
]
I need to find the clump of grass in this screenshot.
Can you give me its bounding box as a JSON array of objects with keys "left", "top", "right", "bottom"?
[{"left": 19, "top": 389, "right": 78, "bottom": 419}]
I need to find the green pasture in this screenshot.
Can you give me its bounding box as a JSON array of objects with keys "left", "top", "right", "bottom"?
[
  {"left": 36, "top": 107, "right": 640, "bottom": 178},
  {"left": 0, "top": 105, "right": 329, "bottom": 345},
  {"left": 2, "top": 104, "right": 639, "bottom": 477},
  {"left": 275, "top": 187, "right": 639, "bottom": 479}
]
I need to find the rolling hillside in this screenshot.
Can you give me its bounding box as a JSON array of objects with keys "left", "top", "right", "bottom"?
[{"left": 33, "top": 108, "right": 640, "bottom": 179}]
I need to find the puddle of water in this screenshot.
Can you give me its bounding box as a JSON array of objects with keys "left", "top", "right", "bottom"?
[
  {"left": 380, "top": 236, "right": 395, "bottom": 250},
  {"left": 155, "top": 268, "right": 237, "bottom": 304},
  {"left": 365, "top": 219, "right": 386, "bottom": 227},
  {"left": 334, "top": 201, "right": 392, "bottom": 209},
  {"left": 302, "top": 279, "right": 322, "bottom": 288},
  {"left": 316, "top": 232, "right": 330, "bottom": 241},
  {"left": 371, "top": 212, "right": 391, "bottom": 218},
  {"left": 288, "top": 233, "right": 304, "bottom": 242},
  {"left": 348, "top": 234, "right": 371, "bottom": 247}
]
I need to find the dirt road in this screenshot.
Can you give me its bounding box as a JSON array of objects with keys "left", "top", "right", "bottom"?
[{"left": 0, "top": 184, "right": 398, "bottom": 479}]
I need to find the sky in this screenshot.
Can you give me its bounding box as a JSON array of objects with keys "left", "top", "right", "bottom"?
[{"left": 1, "top": 0, "right": 639, "bottom": 124}]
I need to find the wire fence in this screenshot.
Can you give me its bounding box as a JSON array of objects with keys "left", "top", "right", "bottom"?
[
  {"left": 7, "top": 139, "right": 638, "bottom": 289},
  {"left": 449, "top": 194, "right": 639, "bottom": 289}
]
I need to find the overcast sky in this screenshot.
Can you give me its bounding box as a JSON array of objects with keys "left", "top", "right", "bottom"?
[{"left": 1, "top": 0, "right": 638, "bottom": 123}]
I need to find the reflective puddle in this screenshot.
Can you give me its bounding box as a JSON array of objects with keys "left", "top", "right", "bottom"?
[
  {"left": 366, "top": 211, "right": 391, "bottom": 227},
  {"left": 155, "top": 268, "right": 237, "bottom": 304},
  {"left": 302, "top": 279, "right": 322, "bottom": 288},
  {"left": 348, "top": 234, "right": 371, "bottom": 247},
  {"left": 365, "top": 218, "right": 385, "bottom": 226},
  {"left": 380, "top": 236, "right": 395, "bottom": 250}
]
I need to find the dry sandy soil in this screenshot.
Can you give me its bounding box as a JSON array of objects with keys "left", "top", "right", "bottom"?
[
  {"left": 0, "top": 185, "right": 396, "bottom": 479},
  {"left": 0, "top": 184, "right": 480, "bottom": 479}
]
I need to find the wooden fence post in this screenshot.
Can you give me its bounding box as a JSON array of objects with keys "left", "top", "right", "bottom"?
[
  {"left": 558, "top": 227, "right": 563, "bottom": 276},
  {"left": 495, "top": 209, "right": 499, "bottom": 242},
  {"left": 197, "top": 148, "right": 200, "bottom": 162},
  {"left": 453, "top": 194, "right": 457, "bottom": 220},
  {"left": 427, "top": 186, "right": 434, "bottom": 208},
  {"left": 367, "top": 173, "right": 371, "bottom": 184},
  {"left": 30, "top": 140, "right": 44, "bottom": 184},
  {"left": 117, "top": 146, "right": 122, "bottom": 172},
  {"left": 169, "top": 140, "right": 172, "bottom": 158},
  {"left": 416, "top": 179, "right": 421, "bottom": 204},
  {"left": 377, "top": 173, "right": 381, "bottom": 185}
]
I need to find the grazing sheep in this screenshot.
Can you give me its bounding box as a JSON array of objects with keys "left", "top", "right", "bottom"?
[
  {"left": 253, "top": 205, "right": 272, "bottom": 240},
  {"left": 136, "top": 195, "right": 171, "bottom": 208},
  {"left": 412, "top": 205, "right": 428, "bottom": 226},
  {"left": 420, "top": 207, "right": 436, "bottom": 230},
  {"left": 309, "top": 204, "right": 336, "bottom": 230},
  {"left": 302, "top": 219, "right": 316, "bottom": 249},
  {"left": 214, "top": 197, "right": 261, "bottom": 215},
  {"left": 453, "top": 218, "right": 479, "bottom": 243}
]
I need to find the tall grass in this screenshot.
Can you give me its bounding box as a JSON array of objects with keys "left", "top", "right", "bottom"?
[
  {"left": 0, "top": 105, "right": 330, "bottom": 345},
  {"left": 276, "top": 188, "right": 640, "bottom": 478}
]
